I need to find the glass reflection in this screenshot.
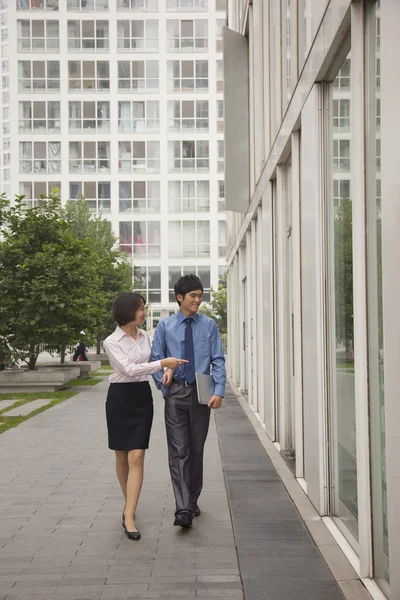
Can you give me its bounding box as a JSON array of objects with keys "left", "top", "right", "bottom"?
[
  {"left": 367, "top": 0, "right": 389, "bottom": 592},
  {"left": 329, "top": 51, "right": 358, "bottom": 543}
]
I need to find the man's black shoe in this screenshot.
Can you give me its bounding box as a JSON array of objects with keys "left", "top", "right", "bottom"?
[
  {"left": 194, "top": 506, "right": 201, "bottom": 517},
  {"left": 174, "top": 512, "right": 192, "bottom": 528}
]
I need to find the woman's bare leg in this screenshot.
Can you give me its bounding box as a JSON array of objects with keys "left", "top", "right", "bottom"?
[
  {"left": 124, "top": 449, "right": 145, "bottom": 532},
  {"left": 115, "top": 451, "right": 129, "bottom": 508}
]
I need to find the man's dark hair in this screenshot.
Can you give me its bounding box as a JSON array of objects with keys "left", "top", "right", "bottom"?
[
  {"left": 112, "top": 292, "right": 146, "bottom": 326},
  {"left": 174, "top": 274, "right": 203, "bottom": 306}
]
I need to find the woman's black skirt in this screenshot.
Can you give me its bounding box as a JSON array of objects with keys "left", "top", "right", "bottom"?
[{"left": 106, "top": 381, "right": 154, "bottom": 451}]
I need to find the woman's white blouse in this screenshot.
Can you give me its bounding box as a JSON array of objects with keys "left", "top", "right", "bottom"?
[{"left": 103, "top": 326, "right": 162, "bottom": 383}]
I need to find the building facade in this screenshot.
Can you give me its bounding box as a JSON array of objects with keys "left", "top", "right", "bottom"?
[
  {"left": 0, "top": 0, "right": 227, "bottom": 327},
  {"left": 224, "top": 1, "right": 400, "bottom": 599}
]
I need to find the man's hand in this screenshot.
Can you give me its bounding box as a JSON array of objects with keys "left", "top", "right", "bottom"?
[
  {"left": 162, "top": 368, "right": 173, "bottom": 387},
  {"left": 208, "top": 395, "right": 223, "bottom": 409}
]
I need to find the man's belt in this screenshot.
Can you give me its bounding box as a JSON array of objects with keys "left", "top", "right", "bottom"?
[{"left": 172, "top": 378, "right": 195, "bottom": 387}]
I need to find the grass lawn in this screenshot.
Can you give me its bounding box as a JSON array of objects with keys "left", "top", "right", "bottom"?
[
  {"left": 67, "top": 377, "right": 103, "bottom": 387},
  {"left": 336, "top": 363, "right": 355, "bottom": 369},
  {"left": 99, "top": 364, "right": 111, "bottom": 370},
  {"left": 0, "top": 390, "right": 76, "bottom": 435}
]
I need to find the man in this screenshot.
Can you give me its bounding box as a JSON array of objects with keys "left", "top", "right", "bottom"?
[
  {"left": 151, "top": 274, "right": 226, "bottom": 528},
  {"left": 72, "top": 340, "right": 88, "bottom": 362}
]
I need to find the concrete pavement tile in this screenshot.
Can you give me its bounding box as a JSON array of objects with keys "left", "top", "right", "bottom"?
[
  {"left": 196, "top": 591, "right": 243, "bottom": 597},
  {"left": 3, "top": 593, "right": 57, "bottom": 600},
  {"left": 107, "top": 566, "right": 153, "bottom": 575},
  {"left": 242, "top": 578, "right": 343, "bottom": 600},
  {"left": 105, "top": 574, "right": 153, "bottom": 585},
  {"left": 97, "top": 584, "right": 149, "bottom": 598},
  {"left": 21, "top": 566, "right": 74, "bottom": 575},
  {"left": 197, "top": 575, "right": 241, "bottom": 582},
  {"left": 148, "top": 583, "right": 197, "bottom": 592},
  {"left": 55, "top": 577, "right": 107, "bottom": 586},
  {"left": 0, "top": 573, "right": 63, "bottom": 583},
  {"left": 12, "top": 580, "right": 60, "bottom": 589},
  {"left": 127, "top": 593, "right": 195, "bottom": 599},
  {"left": 49, "top": 586, "right": 106, "bottom": 600}
]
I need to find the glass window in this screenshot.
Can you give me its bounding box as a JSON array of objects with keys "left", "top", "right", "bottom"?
[
  {"left": 167, "top": 99, "right": 208, "bottom": 132},
  {"left": 283, "top": 0, "right": 291, "bottom": 106},
  {"left": 118, "top": 60, "right": 159, "bottom": 92},
  {"left": 168, "top": 140, "right": 209, "bottom": 172},
  {"left": 216, "top": 59, "right": 224, "bottom": 92},
  {"left": 69, "top": 141, "right": 110, "bottom": 173},
  {"left": 67, "top": 0, "right": 108, "bottom": 9},
  {"left": 68, "top": 60, "right": 109, "bottom": 91},
  {"left": 327, "top": 50, "right": 358, "bottom": 544},
  {"left": 19, "top": 141, "right": 61, "bottom": 173},
  {"left": 333, "top": 99, "right": 350, "bottom": 132},
  {"left": 119, "top": 221, "right": 160, "bottom": 258},
  {"left": 168, "top": 220, "right": 210, "bottom": 258},
  {"left": 20, "top": 181, "right": 61, "bottom": 207},
  {"left": 218, "top": 220, "right": 226, "bottom": 258},
  {"left": 18, "top": 60, "right": 60, "bottom": 92},
  {"left": 218, "top": 180, "right": 225, "bottom": 212},
  {"left": 68, "top": 20, "right": 109, "bottom": 52},
  {"left": 167, "top": 0, "right": 207, "bottom": 10},
  {"left": 118, "top": 140, "right": 160, "bottom": 173},
  {"left": 167, "top": 19, "right": 207, "bottom": 52},
  {"left": 117, "top": 0, "right": 158, "bottom": 10},
  {"left": 118, "top": 180, "right": 160, "bottom": 213},
  {"left": 216, "top": 19, "right": 224, "bottom": 52},
  {"left": 217, "top": 140, "right": 224, "bottom": 172},
  {"left": 366, "top": 0, "right": 389, "bottom": 592},
  {"left": 117, "top": 20, "right": 158, "bottom": 51},
  {"left": 19, "top": 100, "right": 60, "bottom": 133},
  {"left": 68, "top": 100, "right": 110, "bottom": 133},
  {"left": 69, "top": 181, "right": 111, "bottom": 213},
  {"left": 17, "top": 20, "right": 59, "bottom": 52},
  {"left": 134, "top": 266, "right": 161, "bottom": 303},
  {"left": 167, "top": 59, "right": 208, "bottom": 92},
  {"left": 17, "top": 0, "right": 59, "bottom": 10},
  {"left": 168, "top": 180, "right": 209, "bottom": 212},
  {"left": 118, "top": 100, "right": 159, "bottom": 133}
]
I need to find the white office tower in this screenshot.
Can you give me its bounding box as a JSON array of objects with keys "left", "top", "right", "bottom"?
[{"left": 0, "top": 0, "right": 227, "bottom": 325}]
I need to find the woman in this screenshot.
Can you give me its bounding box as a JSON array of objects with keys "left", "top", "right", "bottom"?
[{"left": 103, "top": 292, "right": 187, "bottom": 541}]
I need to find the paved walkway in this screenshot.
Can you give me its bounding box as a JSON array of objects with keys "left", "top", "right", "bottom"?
[{"left": 0, "top": 377, "right": 349, "bottom": 600}]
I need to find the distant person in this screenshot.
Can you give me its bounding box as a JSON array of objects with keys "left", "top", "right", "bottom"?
[
  {"left": 151, "top": 274, "right": 226, "bottom": 528},
  {"left": 72, "top": 341, "right": 88, "bottom": 362},
  {"left": 103, "top": 292, "right": 187, "bottom": 541}
]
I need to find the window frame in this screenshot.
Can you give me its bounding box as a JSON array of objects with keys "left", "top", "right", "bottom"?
[
  {"left": 69, "top": 180, "right": 111, "bottom": 213},
  {"left": 68, "top": 60, "right": 110, "bottom": 92},
  {"left": 19, "top": 100, "right": 61, "bottom": 133},
  {"left": 118, "top": 140, "right": 160, "bottom": 173},
  {"left": 17, "top": 19, "right": 59, "bottom": 52},
  {"left": 118, "top": 180, "right": 161, "bottom": 213},
  {"left": 67, "top": 20, "right": 109, "bottom": 52}
]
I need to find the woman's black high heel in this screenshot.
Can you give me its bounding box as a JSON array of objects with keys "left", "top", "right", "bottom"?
[{"left": 123, "top": 517, "right": 141, "bottom": 541}]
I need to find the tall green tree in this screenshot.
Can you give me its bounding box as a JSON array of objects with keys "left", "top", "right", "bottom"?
[
  {"left": 200, "top": 272, "right": 227, "bottom": 336},
  {"left": 0, "top": 195, "right": 105, "bottom": 369},
  {"left": 334, "top": 197, "right": 354, "bottom": 352},
  {"left": 62, "top": 199, "right": 132, "bottom": 354}
]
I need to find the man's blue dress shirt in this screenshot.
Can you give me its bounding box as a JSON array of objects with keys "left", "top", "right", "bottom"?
[{"left": 151, "top": 311, "right": 226, "bottom": 398}]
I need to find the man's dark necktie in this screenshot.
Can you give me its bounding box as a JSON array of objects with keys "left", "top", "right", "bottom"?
[{"left": 184, "top": 317, "right": 195, "bottom": 384}]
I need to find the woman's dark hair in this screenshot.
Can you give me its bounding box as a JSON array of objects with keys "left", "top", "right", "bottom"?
[
  {"left": 112, "top": 292, "right": 146, "bottom": 326},
  {"left": 174, "top": 274, "right": 203, "bottom": 306}
]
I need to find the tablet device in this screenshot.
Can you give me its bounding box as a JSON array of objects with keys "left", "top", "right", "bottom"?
[{"left": 195, "top": 373, "right": 225, "bottom": 407}]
